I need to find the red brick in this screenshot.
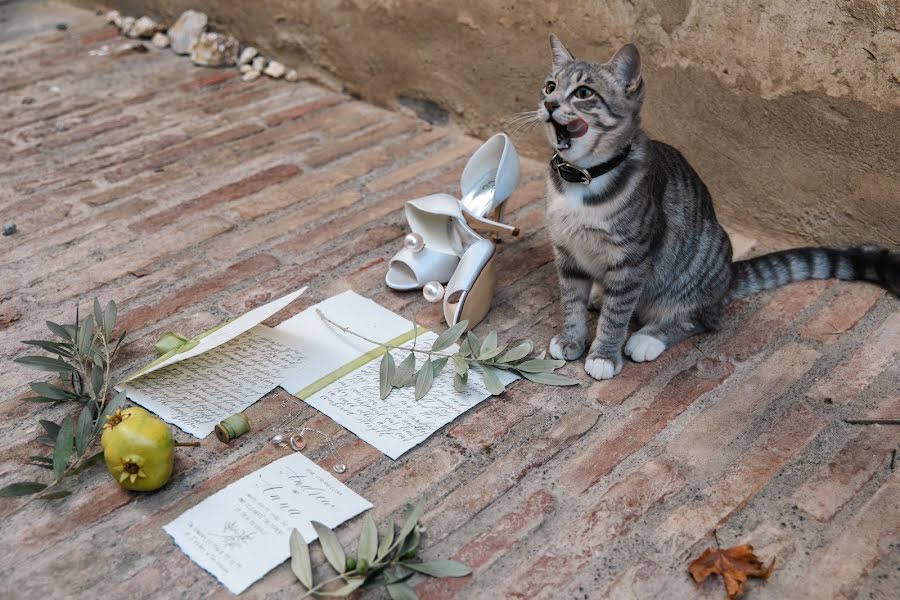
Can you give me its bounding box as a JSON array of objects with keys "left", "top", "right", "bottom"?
[
  {"left": 808, "top": 311, "right": 900, "bottom": 402},
  {"left": 42, "top": 114, "right": 138, "bottom": 150},
  {"left": 668, "top": 343, "right": 820, "bottom": 464},
  {"left": 365, "top": 446, "right": 462, "bottom": 522},
  {"left": 789, "top": 472, "right": 900, "bottom": 599},
  {"left": 448, "top": 392, "right": 538, "bottom": 452},
  {"left": 426, "top": 407, "right": 599, "bottom": 541},
  {"left": 179, "top": 70, "right": 240, "bottom": 92},
  {"left": 131, "top": 164, "right": 302, "bottom": 232},
  {"left": 106, "top": 123, "right": 265, "bottom": 182},
  {"left": 792, "top": 421, "right": 897, "bottom": 521},
  {"left": 79, "top": 27, "right": 120, "bottom": 45},
  {"left": 118, "top": 254, "right": 280, "bottom": 332},
  {"left": 659, "top": 404, "right": 825, "bottom": 549},
  {"left": 416, "top": 490, "right": 555, "bottom": 600},
  {"left": 502, "top": 460, "right": 684, "bottom": 599},
  {"left": 560, "top": 358, "right": 734, "bottom": 494},
  {"left": 305, "top": 119, "right": 421, "bottom": 168},
  {"left": 588, "top": 340, "right": 693, "bottom": 406},
  {"left": 264, "top": 95, "right": 346, "bottom": 127},
  {"left": 717, "top": 280, "right": 830, "bottom": 361},
  {"left": 799, "top": 283, "right": 883, "bottom": 343},
  {"left": 317, "top": 438, "right": 383, "bottom": 483}
]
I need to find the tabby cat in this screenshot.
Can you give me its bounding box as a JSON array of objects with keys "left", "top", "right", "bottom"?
[{"left": 540, "top": 35, "right": 899, "bottom": 380}]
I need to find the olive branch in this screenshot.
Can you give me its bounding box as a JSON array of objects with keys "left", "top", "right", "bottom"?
[
  {"left": 1, "top": 299, "right": 127, "bottom": 501},
  {"left": 316, "top": 310, "right": 579, "bottom": 400},
  {"left": 290, "top": 500, "right": 469, "bottom": 599}
]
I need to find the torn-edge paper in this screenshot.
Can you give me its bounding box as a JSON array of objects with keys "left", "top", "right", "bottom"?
[
  {"left": 164, "top": 452, "right": 372, "bottom": 595},
  {"left": 274, "top": 290, "right": 518, "bottom": 459},
  {"left": 122, "top": 286, "right": 307, "bottom": 383}
]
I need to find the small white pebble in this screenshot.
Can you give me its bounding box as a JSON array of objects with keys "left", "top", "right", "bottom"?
[
  {"left": 251, "top": 56, "right": 266, "bottom": 72},
  {"left": 285, "top": 69, "right": 299, "bottom": 82},
  {"left": 238, "top": 46, "right": 258, "bottom": 65},
  {"left": 263, "top": 60, "right": 285, "bottom": 78},
  {"left": 105, "top": 10, "right": 120, "bottom": 25},
  {"left": 239, "top": 64, "right": 253, "bottom": 73},
  {"left": 242, "top": 70, "right": 261, "bottom": 82},
  {"left": 151, "top": 32, "right": 169, "bottom": 48}
]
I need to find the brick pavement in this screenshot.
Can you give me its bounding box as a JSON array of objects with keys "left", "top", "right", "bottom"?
[{"left": 0, "top": 3, "right": 897, "bottom": 599}]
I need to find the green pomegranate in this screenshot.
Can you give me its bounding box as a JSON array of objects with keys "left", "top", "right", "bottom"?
[{"left": 102, "top": 407, "right": 183, "bottom": 491}]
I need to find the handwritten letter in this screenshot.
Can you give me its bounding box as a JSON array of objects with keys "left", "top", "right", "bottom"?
[
  {"left": 305, "top": 332, "right": 516, "bottom": 459},
  {"left": 165, "top": 452, "right": 372, "bottom": 594},
  {"left": 123, "top": 326, "right": 306, "bottom": 437}
]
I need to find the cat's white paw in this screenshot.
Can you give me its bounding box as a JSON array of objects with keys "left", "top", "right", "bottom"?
[
  {"left": 549, "top": 335, "right": 585, "bottom": 361},
  {"left": 584, "top": 356, "right": 622, "bottom": 380},
  {"left": 624, "top": 333, "right": 666, "bottom": 363}
]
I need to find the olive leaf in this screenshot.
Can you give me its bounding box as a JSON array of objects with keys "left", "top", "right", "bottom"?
[
  {"left": 379, "top": 352, "right": 396, "bottom": 400},
  {"left": 289, "top": 528, "right": 313, "bottom": 589},
  {"left": 75, "top": 405, "right": 93, "bottom": 455},
  {"left": 479, "top": 365, "right": 506, "bottom": 395},
  {"left": 358, "top": 513, "right": 378, "bottom": 564},
  {"left": 38, "top": 490, "right": 72, "bottom": 500},
  {"left": 14, "top": 355, "right": 78, "bottom": 373},
  {"left": 430, "top": 320, "right": 468, "bottom": 352},
  {"left": 453, "top": 370, "right": 468, "bottom": 393},
  {"left": 311, "top": 521, "right": 346, "bottom": 573},
  {"left": 479, "top": 331, "right": 498, "bottom": 355},
  {"left": 414, "top": 359, "right": 434, "bottom": 401},
  {"left": 377, "top": 521, "right": 394, "bottom": 559},
  {"left": 405, "top": 560, "right": 472, "bottom": 578},
  {"left": 52, "top": 416, "right": 74, "bottom": 481},
  {"left": 521, "top": 371, "right": 579, "bottom": 386},
  {"left": 0, "top": 482, "right": 48, "bottom": 497},
  {"left": 392, "top": 353, "right": 416, "bottom": 388},
  {"left": 498, "top": 340, "right": 533, "bottom": 363},
  {"left": 387, "top": 582, "right": 418, "bottom": 600},
  {"left": 513, "top": 358, "right": 566, "bottom": 372},
  {"left": 451, "top": 354, "right": 468, "bottom": 376},
  {"left": 431, "top": 356, "right": 449, "bottom": 379}
]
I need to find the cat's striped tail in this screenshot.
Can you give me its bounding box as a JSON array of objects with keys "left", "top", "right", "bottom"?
[{"left": 729, "top": 245, "right": 900, "bottom": 300}]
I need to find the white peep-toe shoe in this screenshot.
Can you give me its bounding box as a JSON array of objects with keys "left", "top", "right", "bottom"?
[
  {"left": 384, "top": 133, "right": 521, "bottom": 291},
  {"left": 384, "top": 194, "right": 482, "bottom": 291}
]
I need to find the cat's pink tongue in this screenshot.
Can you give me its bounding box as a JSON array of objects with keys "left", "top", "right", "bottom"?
[{"left": 566, "top": 119, "right": 589, "bottom": 138}]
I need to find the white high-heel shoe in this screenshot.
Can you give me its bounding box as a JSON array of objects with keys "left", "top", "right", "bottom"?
[
  {"left": 384, "top": 194, "right": 482, "bottom": 291},
  {"left": 442, "top": 238, "right": 497, "bottom": 330},
  {"left": 459, "top": 133, "right": 521, "bottom": 239},
  {"left": 384, "top": 133, "right": 520, "bottom": 291}
]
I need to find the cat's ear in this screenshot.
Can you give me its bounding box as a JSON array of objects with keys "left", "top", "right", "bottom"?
[
  {"left": 607, "top": 43, "right": 642, "bottom": 94},
  {"left": 549, "top": 33, "right": 574, "bottom": 69}
]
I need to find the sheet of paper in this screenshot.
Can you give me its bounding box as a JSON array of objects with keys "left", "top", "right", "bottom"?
[
  {"left": 164, "top": 452, "right": 372, "bottom": 595},
  {"left": 276, "top": 290, "right": 416, "bottom": 394},
  {"left": 121, "top": 326, "right": 306, "bottom": 437},
  {"left": 123, "top": 286, "right": 307, "bottom": 382},
  {"left": 275, "top": 291, "right": 519, "bottom": 459}
]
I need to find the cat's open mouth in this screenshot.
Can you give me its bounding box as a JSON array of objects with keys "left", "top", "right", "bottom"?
[{"left": 550, "top": 117, "right": 589, "bottom": 150}]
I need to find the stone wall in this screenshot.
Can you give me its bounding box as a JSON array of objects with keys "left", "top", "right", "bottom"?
[{"left": 80, "top": 0, "right": 900, "bottom": 246}]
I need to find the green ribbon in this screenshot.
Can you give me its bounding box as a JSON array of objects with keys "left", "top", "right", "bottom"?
[{"left": 294, "top": 325, "right": 428, "bottom": 399}]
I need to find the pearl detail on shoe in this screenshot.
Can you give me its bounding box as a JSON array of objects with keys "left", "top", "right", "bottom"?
[
  {"left": 423, "top": 281, "right": 445, "bottom": 303},
  {"left": 403, "top": 232, "right": 425, "bottom": 253}
]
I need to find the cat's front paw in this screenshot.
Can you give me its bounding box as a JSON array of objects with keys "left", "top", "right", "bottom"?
[
  {"left": 584, "top": 355, "right": 623, "bottom": 380},
  {"left": 549, "top": 335, "right": 585, "bottom": 361},
  {"left": 624, "top": 333, "right": 666, "bottom": 363}
]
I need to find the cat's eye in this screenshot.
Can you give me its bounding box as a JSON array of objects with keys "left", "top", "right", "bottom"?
[
  {"left": 543, "top": 81, "right": 556, "bottom": 95},
  {"left": 574, "top": 86, "right": 595, "bottom": 99}
]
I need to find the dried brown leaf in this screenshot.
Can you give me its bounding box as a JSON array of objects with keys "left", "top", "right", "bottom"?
[{"left": 688, "top": 544, "right": 774, "bottom": 600}]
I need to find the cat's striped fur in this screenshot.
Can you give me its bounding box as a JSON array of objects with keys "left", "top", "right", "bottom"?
[{"left": 540, "top": 36, "right": 899, "bottom": 380}]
